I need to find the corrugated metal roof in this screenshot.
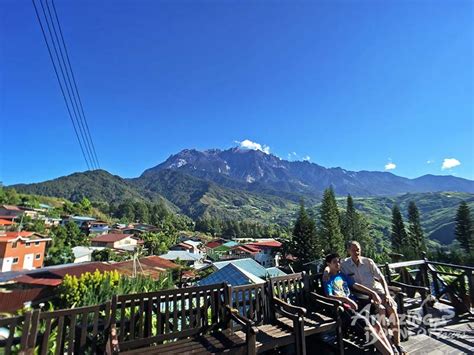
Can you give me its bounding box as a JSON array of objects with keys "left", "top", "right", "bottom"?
[
  {"left": 213, "top": 258, "right": 270, "bottom": 278},
  {"left": 265, "top": 267, "right": 287, "bottom": 277},
  {"left": 159, "top": 251, "right": 202, "bottom": 261},
  {"left": 199, "top": 263, "right": 264, "bottom": 287}
]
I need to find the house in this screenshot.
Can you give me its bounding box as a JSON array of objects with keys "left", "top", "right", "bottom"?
[
  {"left": 109, "top": 256, "right": 180, "bottom": 279},
  {"left": 204, "top": 240, "right": 223, "bottom": 254},
  {"left": 158, "top": 251, "right": 204, "bottom": 268},
  {"left": 246, "top": 240, "right": 282, "bottom": 267},
  {"left": 72, "top": 246, "right": 105, "bottom": 263},
  {"left": 181, "top": 240, "right": 202, "bottom": 254},
  {"left": 0, "top": 205, "right": 23, "bottom": 218},
  {"left": 212, "top": 258, "right": 286, "bottom": 279},
  {"left": 91, "top": 233, "right": 143, "bottom": 250},
  {"left": 170, "top": 243, "right": 194, "bottom": 252},
  {"left": 220, "top": 244, "right": 259, "bottom": 261},
  {"left": 87, "top": 221, "right": 110, "bottom": 235},
  {"left": 62, "top": 216, "right": 96, "bottom": 228},
  {"left": 199, "top": 263, "right": 265, "bottom": 287},
  {"left": 0, "top": 231, "right": 51, "bottom": 272},
  {"left": 0, "top": 218, "right": 15, "bottom": 230}
]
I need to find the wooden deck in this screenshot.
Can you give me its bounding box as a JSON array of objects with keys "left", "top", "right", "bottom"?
[{"left": 403, "top": 304, "right": 474, "bottom": 355}]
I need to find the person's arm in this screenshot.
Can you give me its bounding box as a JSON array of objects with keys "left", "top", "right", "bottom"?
[
  {"left": 322, "top": 266, "right": 331, "bottom": 282},
  {"left": 352, "top": 283, "right": 382, "bottom": 304},
  {"left": 369, "top": 259, "right": 397, "bottom": 307},
  {"left": 327, "top": 294, "right": 358, "bottom": 310}
]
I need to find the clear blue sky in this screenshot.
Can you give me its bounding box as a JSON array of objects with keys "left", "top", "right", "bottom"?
[{"left": 1, "top": 0, "right": 473, "bottom": 185}]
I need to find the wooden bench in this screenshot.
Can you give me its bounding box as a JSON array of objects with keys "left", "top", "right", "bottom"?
[
  {"left": 108, "top": 282, "right": 256, "bottom": 354},
  {"left": 230, "top": 282, "right": 303, "bottom": 354},
  {"left": 269, "top": 273, "right": 344, "bottom": 355}
]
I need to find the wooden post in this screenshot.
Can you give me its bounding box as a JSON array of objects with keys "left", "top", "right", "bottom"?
[
  {"left": 466, "top": 269, "right": 474, "bottom": 309},
  {"left": 421, "top": 253, "right": 430, "bottom": 288}
]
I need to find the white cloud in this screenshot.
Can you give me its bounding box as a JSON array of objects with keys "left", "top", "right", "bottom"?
[
  {"left": 303, "top": 155, "right": 311, "bottom": 161},
  {"left": 426, "top": 160, "right": 434, "bottom": 164},
  {"left": 237, "top": 139, "right": 270, "bottom": 154},
  {"left": 442, "top": 158, "right": 461, "bottom": 170},
  {"left": 385, "top": 162, "right": 396, "bottom": 170}
]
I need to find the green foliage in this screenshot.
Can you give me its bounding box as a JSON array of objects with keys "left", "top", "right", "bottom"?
[
  {"left": 57, "top": 270, "right": 173, "bottom": 308},
  {"left": 407, "top": 201, "right": 426, "bottom": 258},
  {"left": 24, "top": 219, "right": 46, "bottom": 234},
  {"left": 391, "top": 204, "right": 407, "bottom": 253},
  {"left": 0, "top": 187, "right": 21, "bottom": 205},
  {"left": 285, "top": 201, "right": 320, "bottom": 270},
  {"left": 141, "top": 231, "right": 177, "bottom": 255},
  {"left": 91, "top": 248, "right": 129, "bottom": 262},
  {"left": 45, "top": 223, "right": 88, "bottom": 266},
  {"left": 195, "top": 217, "right": 288, "bottom": 240},
  {"left": 319, "top": 188, "right": 344, "bottom": 255},
  {"left": 454, "top": 201, "right": 473, "bottom": 254}
]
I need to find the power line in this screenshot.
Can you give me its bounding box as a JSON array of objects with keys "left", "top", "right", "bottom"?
[
  {"left": 32, "top": 0, "right": 92, "bottom": 170},
  {"left": 49, "top": 0, "right": 100, "bottom": 169},
  {"left": 42, "top": 0, "right": 97, "bottom": 170},
  {"left": 32, "top": 0, "right": 100, "bottom": 170},
  {"left": 38, "top": 0, "right": 96, "bottom": 170}
]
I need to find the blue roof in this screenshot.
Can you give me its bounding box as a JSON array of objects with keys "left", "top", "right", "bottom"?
[
  {"left": 71, "top": 216, "right": 96, "bottom": 221},
  {"left": 222, "top": 241, "right": 239, "bottom": 247},
  {"left": 265, "top": 267, "right": 287, "bottom": 277},
  {"left": 199, "top": 263, "right": 265, "bottom": 287},
  {"left": 213, "top": 258, "right": 283, "bottom": 279}
]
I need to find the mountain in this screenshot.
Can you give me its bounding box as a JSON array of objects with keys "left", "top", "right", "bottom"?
[
  {"left": 9, "top": 147, "right": 474, "bottom": 244},
  {"left": 142, "top": 148, "right": 474, "bottom": 197}
]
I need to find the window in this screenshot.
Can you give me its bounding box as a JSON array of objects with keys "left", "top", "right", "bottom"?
[
  {"left": 35, "top": 254, "right": 41, "bottom": 260},
  {"left": 35, "top": 241, "right": 40, "bottom": 246},
  {"left": 12, "top": 241, "right": 18, "bottom": 248},
  {"left": 25, "top": 242, "right": 31, "bottom": 247},
  {"left": 12, "top": 257, "right": 19, "bottom": 264}
]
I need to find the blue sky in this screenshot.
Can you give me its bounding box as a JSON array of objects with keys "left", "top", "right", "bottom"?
[{"left": 1, "top": 0, "right": 473, "bottom": 185}]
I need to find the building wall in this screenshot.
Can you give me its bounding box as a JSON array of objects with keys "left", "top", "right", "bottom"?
[
  {"left": 0, "top": 239, "right": 47, "bottom": 272},
  {"left": 113, "top": 237, "right": 138, "bottom": 248}
]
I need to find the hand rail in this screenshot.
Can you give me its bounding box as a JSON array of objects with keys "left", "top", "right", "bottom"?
[{"left": 427, "top": 260, "right": 474, "bottom": 272}]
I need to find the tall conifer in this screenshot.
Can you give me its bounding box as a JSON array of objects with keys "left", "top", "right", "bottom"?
[
  {"left": 455, "top": 201, "right": 472, "bottom": 254},
  {"left": 391, "top": 204, "right": 407, "bottom": 253},
  {"left": 320, "top": 187, "right": 344, "bottom": 254}
]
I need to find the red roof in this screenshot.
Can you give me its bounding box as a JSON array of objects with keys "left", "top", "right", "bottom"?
[
  {"left": 177, "top": 243, "right": 193, "bottom": 250},
  {"left": 0, "top": 216, "right": 17, "bottom": 221},
  {"left": 0, "top": 219, "right": 14, "bottom": 226},
  {"left": 0, "top": 205, "right": 22, "bottom": 211},
  {"left": 248, "top": 240, "right": 282, "bottom": 248},
  {"left": 233, "top": 245, "right": 259, "bottom": 254},
  {"left": 205, "top": 241, "right": 223, "bottom": 249},
  {"left": 0, "top": 231, "right": 34, "bottom": 241},
  {"left": 92, "top": 233, "right": 137, "bottom": 243},
  {"left": 13, "top": 275, "right": 63, "bottom": 286},
  {"left": 116, "top": 256, "right": 179, "bottom": 270}
]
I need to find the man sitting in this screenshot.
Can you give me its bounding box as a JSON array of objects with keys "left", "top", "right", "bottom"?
[
  {"left": 339, "top": 241, "right": 406, "bottom": 354},
  {"left": 324, "top": 252, "right": 394, "bottom": 355}
]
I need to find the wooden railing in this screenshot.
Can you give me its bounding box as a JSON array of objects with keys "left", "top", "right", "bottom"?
[
  {"left": 0, "top": 258, "right": 472, "bottom": 354},
  {"left": 383, "top": 257, "right": 474, "bottom": 314}
]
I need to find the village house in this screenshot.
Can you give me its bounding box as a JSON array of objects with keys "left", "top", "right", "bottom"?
[
  {"left": 0, "top": 231, "right": 51, "bottom": 272},
  {"left": 246, "top": 240, "right": 282, "bottom": 267},
  {"left": 61, "top": 215, "right": 96, "bottom": 227},
  {"left": 90, "top": 233, "right": 143, "bottom": 250},
  {"left": 0, "top": 205, "right": 23, "bottom": 219},
  {"left": 87, "top": 220, "right": 110, "bottom": 235}
]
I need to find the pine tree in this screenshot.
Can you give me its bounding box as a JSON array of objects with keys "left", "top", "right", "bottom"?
[
  {"left": 319, "top": 187, "right": 344, "bottom": 255},
  {"left": 391, "top": 204, "right": 407, "bottom": 254},
  {"left": 342, "top": 194, "right": 357, "bottom": 244},
  {"left": 288, "top": 201, "right": 319, "bottom": 270},
  {"left": 407, "top": 201, "right": 426, "bottom": 258},
  {"left": 455, "top": 201, "right": 472, "bottom": 254}
]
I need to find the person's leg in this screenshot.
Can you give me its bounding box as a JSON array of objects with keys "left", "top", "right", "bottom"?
[
  {"left": 355, "top": 315, "right": 393, "bottom": 355},
  {"left": 372, "top": 319, "right": 393, "bottom": 351},
  {"left": 384, "top": 301, "right": 401, "bottom": 346}
]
